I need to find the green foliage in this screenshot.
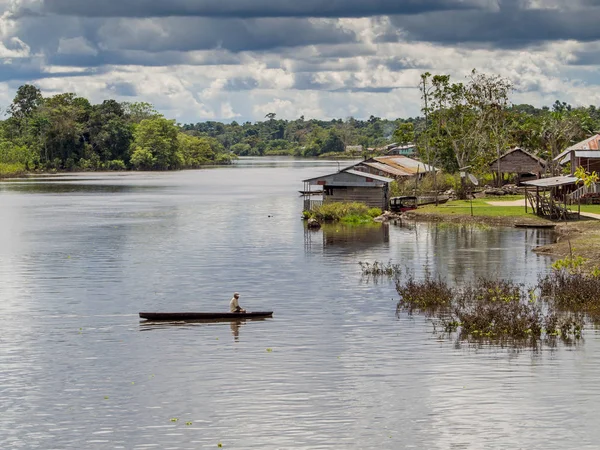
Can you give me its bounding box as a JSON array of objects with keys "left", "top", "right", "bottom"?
[
  {"left": 574, "top": 166, "right": 599, "bottom": 188},
  {"left": 130, "top": 117, "right": 180, "bottom": 170},
  {"left": 130, "top": 147, "right": 156, "bottom": 170},
  {"left": 309, "top": 202, "right": 373, "bottom": 222},
  {"left": 367, "top": 207, "right": 382, "bottom": 217},
  {"left": 178, "top": 133, "right": 216, "bottom": 168}
]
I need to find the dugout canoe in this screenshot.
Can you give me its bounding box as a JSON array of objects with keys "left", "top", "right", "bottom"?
[{"left": 139, "top": 311, "right": 273, "bottom": 321}]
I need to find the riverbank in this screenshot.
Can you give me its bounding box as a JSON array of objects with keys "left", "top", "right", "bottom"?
[
  {"left": 404, "top": 197, "right": 555, "bottom": 227},
  {"left": 535, "top": 221, "right": 600, "bottom": 262},
  {"left": 405, "top": 197, "right": 600, "bottom": 263}
]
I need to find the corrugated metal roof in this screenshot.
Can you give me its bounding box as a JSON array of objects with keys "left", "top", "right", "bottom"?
[
  {"left": 555, "top": 134, "right": 600, "bottom": 161},
  {"left": 372, "top": 155, "right": 437, "bottom": 174},
  {"left": 344, "top": 169, "right": 394, "bottom": 183},
  {"left": 522, "top": 176, "right": 578, "bottom": 187},
  {"left": 302, "top": 169, "right": 393, "bottom": 184},
  {"left": 360, "top": 161, "right": 413, "bottom": 177}
]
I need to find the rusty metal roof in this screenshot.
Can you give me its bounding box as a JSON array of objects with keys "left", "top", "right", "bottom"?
[
  {"left": 371, "top": 155, "right": 437, "bottom": 175},
  {"left": 359, "top": 161, "right": 413, "bottom": 177},
  {"left": 302, "top": 169, "right": 393, "bottom": 184},
  {"left": 555, "top": 134, "right": 600, "bottom": 161}
]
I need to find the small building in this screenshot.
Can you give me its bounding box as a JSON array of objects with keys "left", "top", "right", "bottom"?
[
  {"left": 522, "top": 176, "right": 580, "bottom": 220},
  {"left": 488, "top": 147, "right": 546, "bottom": 184},
  {"left": 554, "top": 134, "right": 600, "bottom": 174},
  {"left": 302, "top": 169, "right": 393, "bottom": 209},
  {"left": 350, "top": 155, "right": 437, "bottom": 179},
  {"left": 387, "top": 143, "right": 417, "bottom": 157}
]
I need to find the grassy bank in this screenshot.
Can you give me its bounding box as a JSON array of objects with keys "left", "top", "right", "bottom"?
[
  {"left": 304, "top": 202, "right": 382, "bottom": 224},
  {"left": 405, "top": 197, "right": 554, "bottom": 226}
]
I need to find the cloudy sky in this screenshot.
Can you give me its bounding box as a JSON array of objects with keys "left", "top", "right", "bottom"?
[{"left": 1, "top": 0, "right": 600, "bottom": 123}]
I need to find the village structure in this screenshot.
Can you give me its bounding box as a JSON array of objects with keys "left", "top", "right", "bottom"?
[{"left": 303, "top": 134, "right": 600, "bottom": 221}]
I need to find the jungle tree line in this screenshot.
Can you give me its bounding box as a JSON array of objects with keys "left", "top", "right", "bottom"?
[
  {"left": 3, "top": 74, "right": 600, "bottom": 175},
  {"left": 184, "top": 71, "right": 600, "bottom": 174},
  {"left": 0, "top": 85, "right": 234, "bottom": 175},
  {"left": 413, "top": 70, "right": 600, "bottom": 177}
]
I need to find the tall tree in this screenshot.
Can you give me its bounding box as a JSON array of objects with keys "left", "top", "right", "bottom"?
[{"left": 130, "top": 117, "right": 180, "bottom": 170}]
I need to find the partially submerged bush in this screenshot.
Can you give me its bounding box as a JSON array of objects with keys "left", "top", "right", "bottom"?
[
  {"left": 539, "top": 271, "right": 600, "bottom": 322},
  {"left": 538, "top": 251, "right": 600, "bottom": 323},
  {"left": 308, "top": 202, "right": 377, "bottom": 223},
  {"left": 448, "top": 279, "right": 583, "bottom": 342},
  {"left": 393, "top": 274, "right": 584, "bottom": 345},
  {"left": 396, "top": 272, "right": 454, "bottom": 314},
  {"left": 360, "top": 261, "right": 402, "bottom": 277}
]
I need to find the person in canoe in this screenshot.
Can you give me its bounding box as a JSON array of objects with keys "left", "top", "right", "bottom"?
[{"left": 229, "top": 292, "right": 246, "bottom": 313}]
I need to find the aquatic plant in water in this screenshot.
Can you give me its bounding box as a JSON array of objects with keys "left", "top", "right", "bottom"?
[
  {"left": 539, "top": 253, "right": 600, "bottom": 324},
  {"left": 396, "top": 271, "right": 454, "bottom": 314},
  {"left": 393, "top": 274, "right": 584, "bottom": 345},
  {"left": 359, "top": 260, "right": 402, "bottom": 277}
]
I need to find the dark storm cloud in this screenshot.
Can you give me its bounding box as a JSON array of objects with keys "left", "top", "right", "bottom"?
[
  {"left": 106, "top": 81, "right": 137, "bottom": 96},
  {"left": 39, "top": 0, "right": 487, "bottom": 18},
  {"left": 97, "top": 17, "right": 355, "bottom": 53},
  {"left": 386, "top": 1, "right": 600, "bottom": 47}
]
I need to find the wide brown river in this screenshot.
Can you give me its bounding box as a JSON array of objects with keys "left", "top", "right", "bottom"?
[{"left": 1, "top": 157, "right": 599, "bottom": 449}]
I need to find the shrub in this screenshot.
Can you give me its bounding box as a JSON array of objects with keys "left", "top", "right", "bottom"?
[
  {"left": 310, "top": 202, "right": 371, "bottom": 222},
  {"left": 396, "top": 272, "right": 454, "bottom": 314}
]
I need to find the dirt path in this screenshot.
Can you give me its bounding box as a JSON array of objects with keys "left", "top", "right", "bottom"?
[{"left": 486, "top": 199, "right": 527, "bottom": 207}]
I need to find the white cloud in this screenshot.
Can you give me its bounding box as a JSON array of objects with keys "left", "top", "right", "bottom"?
[{"left": 2, "top": 3, "right": 600, "bottom": 122}]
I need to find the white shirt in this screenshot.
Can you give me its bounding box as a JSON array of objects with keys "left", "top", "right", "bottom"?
[{"left": 230, "top": 296, "right": 240, "bottom": 312}]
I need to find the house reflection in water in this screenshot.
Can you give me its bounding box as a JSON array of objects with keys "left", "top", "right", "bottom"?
[{"left": 304, "top": 222, "right": 390, "bottom": 254}]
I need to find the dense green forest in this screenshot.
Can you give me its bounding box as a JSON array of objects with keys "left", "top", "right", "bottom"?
[
  {"left": 0, "top": 85, "right": 234, "bottom": 176},
  {"left": 2, "top": 72, "right": 600, "bottom": 177}
]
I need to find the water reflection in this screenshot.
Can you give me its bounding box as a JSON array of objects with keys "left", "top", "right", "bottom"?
[
  {"left": 305, "top": 223, "right": 390, "bottom": 253},
  {"left": 139, "top": 318, "right": 269, "bottom": 342},
  {"left": 2, "top": 164, "right": 595, "bottom": 450},
  {"left": 0, "top": 183, "right": 162, "bottom": 194}
]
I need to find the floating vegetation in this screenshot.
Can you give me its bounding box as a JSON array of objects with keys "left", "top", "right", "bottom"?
[
  {"left": 266, "top": 348, "right": 273, "bottom": 352},
  {"left": 396, "top": 271, "right": 453, "bottom": 314},
  {"left": 359, "top": 261, "right": 402, "bottom": 277},
  {"left": 395, "top": 275, "right": 584, "bottom": 346},
  {"left": 446, "top": 279, "right": 582, "bottom": 342},
  {"left": 538, "top": 254, "right": 600, "bottom": 323},
  {"left": 170, "top": 418, "right": 178, "bottom": 422}
]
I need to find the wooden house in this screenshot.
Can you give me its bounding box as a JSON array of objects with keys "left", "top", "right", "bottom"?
[
  {"left": 302, "top": 169, "right": 393, "bottom": 209},
  {"left": 554, "top": 134, "right": 600, "bottom": 174},
  {"left": 488, "top": 147, "right": 546, "bottom": 184}
]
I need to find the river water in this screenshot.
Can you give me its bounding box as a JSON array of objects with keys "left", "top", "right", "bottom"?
[{"left": 1, "top": 157, "right": 599, "bottom": 449}]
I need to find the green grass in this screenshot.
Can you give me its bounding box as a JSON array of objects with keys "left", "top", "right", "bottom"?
[
  {"left": 579, "top": 205, "right": 600, "bottom": 214},
  {"left": 417, "top": 203, "right": 534, "bottom": 218}
]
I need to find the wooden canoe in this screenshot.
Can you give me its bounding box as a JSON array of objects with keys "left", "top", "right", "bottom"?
[{"left": 139, "top": 311, "right": 273, "bottom": 321}]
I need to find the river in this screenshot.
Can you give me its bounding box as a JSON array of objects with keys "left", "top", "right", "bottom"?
[{"left": 1, "top": 157, "right": 599, "bottom": 449}]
